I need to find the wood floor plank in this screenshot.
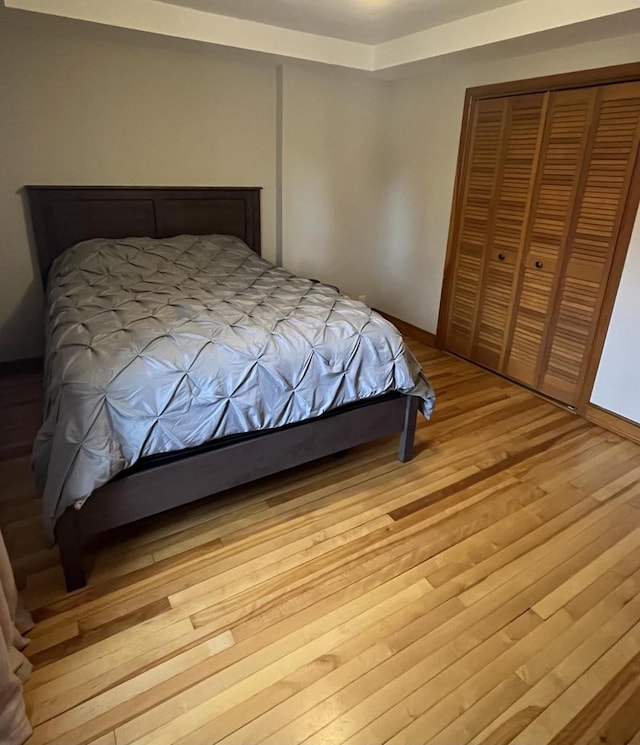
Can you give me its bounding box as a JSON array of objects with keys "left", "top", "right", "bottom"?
[
  {"left": 27, "top": 630, "right": 237, "bottom": 743},
  {"left": 24, "top": 618, "right": 196, "bottom": 693},
  {"left": 212, "top": 600, "right": 468, "bottom": 745},
  {"left": 312, "top": 611, "right": 568, "bottom": 745},
  {"left": 533, "top": 524, "right": 640, "bottom": 620},
  {"left": 472, "top": 587, "right": 640, "bottom": 744},
  {"left": 549, "top": 652, "right": 640, "bottom": 745},
  {"left": 341, "top": 516, "right": 638, "bottom": 745},
  {"left": 509, "top": 618, "right": 640, "bottom": 744},
  {"left": 266, "top": 497, "right": 637, "bottom": 745},
  {"left": 28, "top": 630, "right": 235, "bottom": 729},
  {"left": 86, "top": 734, "right": 116, "bottom": 745},
  {"left": 580, "top": 680, "right": 640, "bottom": 745},
  {"left": 114, "top": 581, "right": 433, "bottom": 745},
  {"left": 175, "top": 628, "right": 396, "bottom": 745},
  {"left": 2, "top": 340, "right": 639, "bottom": 745}
]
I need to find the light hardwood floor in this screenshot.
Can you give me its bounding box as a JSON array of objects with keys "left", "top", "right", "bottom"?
[{"left": 2, "top": 338, "right": 640, "bottom": 745}]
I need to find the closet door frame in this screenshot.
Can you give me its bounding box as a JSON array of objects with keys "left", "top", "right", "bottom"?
[{"left": 437, "top": 60, "right": 640, "bottom": 414}]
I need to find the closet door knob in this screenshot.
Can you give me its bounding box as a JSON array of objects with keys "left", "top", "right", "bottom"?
[
  {"left": 498, "top": 253, "right": 506, "bottom": 261},
  {"left": 535, "top": 260, "right": 544, "bottom": 269}
]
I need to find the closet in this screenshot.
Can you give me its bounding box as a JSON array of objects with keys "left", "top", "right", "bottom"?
[{"left": 440, "top": 74, "right": 640, "bottom": 409}]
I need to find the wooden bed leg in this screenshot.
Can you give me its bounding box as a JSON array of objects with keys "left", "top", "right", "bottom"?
[
  {"left": 398, "top": 396, "right": 418, "bottom": 462},
  {"left": 55, "top": 509, "right": 87, "bottom": 591}
]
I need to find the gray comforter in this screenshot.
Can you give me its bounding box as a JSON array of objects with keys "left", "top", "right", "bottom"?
[{"left": 34, "top": 235, "right": 435, "bottom": 536}]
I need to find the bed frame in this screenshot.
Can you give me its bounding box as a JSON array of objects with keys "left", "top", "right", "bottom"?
[{"left": 25, "top": 185, "right": 419, "bottom": 592}]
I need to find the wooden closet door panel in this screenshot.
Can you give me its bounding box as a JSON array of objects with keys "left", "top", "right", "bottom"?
[
  {"left": 445, "top": 98, "right": 506, "bottom": 356},
  {"left": 472, "top": 93, "right": 547, "bottom": 369},
  {"left": 541, "top": 81, "right": 640, "bottom": 405},
  {"left": 504, "top": 88, "right": 597, "bottom": 387}
]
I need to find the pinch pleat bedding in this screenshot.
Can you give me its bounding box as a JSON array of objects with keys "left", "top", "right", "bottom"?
[{"left": 34, "top": 235, "right": 435, "bottom": 537}]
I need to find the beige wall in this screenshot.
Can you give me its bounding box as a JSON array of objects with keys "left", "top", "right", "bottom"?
[
  {"left": 281, "top": 64, "right": 388, "bottom": 304},
  {"left": 591, "top": 210, "right": 640, "bottom": 421},
  {"left": 0, "top": 9, "right": 277, "bottom": 361},
  {"left": 0, "top": 9, "right": 390, "bottom": 362}
]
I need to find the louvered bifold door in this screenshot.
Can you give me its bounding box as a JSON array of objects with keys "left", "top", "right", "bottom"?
[
  {"left": 504, "top": 88, "right": 598, "bottom": 388},
  {"left": 444, "top": 98, "right": 506, "bottom": 356},
  {"left": 540, "top": 81, "right": 640, "bottom": 405},
  {"left": 470, "top": 93, "right": 547, "bottom": 369}
]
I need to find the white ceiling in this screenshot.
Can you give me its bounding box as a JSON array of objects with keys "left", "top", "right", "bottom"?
[
  {"left": 157, "top": 0, "right": 521, "bottom": 44},
  {"left": 6, "top": 0, "right": 640, "bottom": 71}
]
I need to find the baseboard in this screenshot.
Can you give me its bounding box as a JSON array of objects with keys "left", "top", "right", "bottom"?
[
  {"left": 374, "top": 310, "right": 436, "bottom": 347},
  {"left": 585, "top": 404, "right": 640, "bottom": 446},
  {"left": 0, "top": 356, "right": 43, "bottom": 376}
]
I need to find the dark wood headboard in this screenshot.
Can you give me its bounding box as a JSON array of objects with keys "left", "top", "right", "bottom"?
[{"left": 25, "top": 186, "right": 262, "bottom": 281}]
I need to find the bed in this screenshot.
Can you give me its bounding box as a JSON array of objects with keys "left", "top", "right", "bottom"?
[{"left": 26, "top": 185, "right": 435, "bottom": 591}]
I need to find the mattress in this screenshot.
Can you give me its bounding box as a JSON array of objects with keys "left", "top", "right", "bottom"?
[{"left": 34, "top": 234, "right": 435, "bottom": 536}]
